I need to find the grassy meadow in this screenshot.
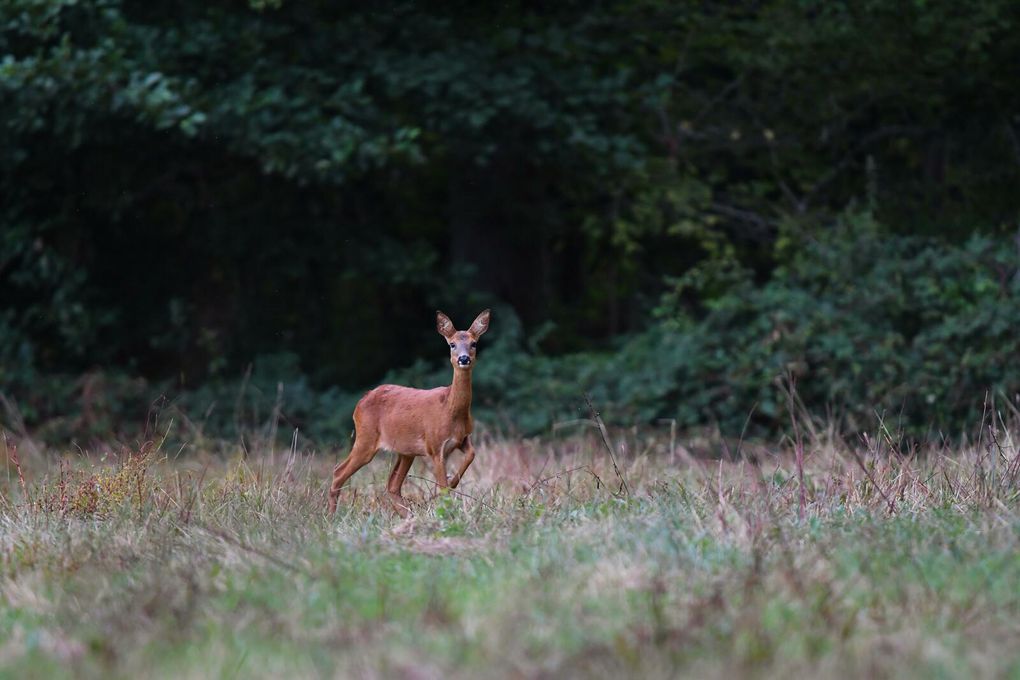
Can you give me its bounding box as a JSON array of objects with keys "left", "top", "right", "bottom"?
[{"left": 2, "top": 421, "right": 1020, "bottom": 679}]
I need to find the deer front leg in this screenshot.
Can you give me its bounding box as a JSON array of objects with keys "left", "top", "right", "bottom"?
[
  {"left": 449, "top": 436, "right": 476, "bottom": 489},
  {"left": 429, "top": 446, "right": 450, "bottom": 490}
]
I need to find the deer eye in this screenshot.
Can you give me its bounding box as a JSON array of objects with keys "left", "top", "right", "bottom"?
[
  {"left": 470, "top": 342, "right": 477, "bottom": 349},
  {"left": 449, "top": 342, "right": 456, "bottom": 349}
]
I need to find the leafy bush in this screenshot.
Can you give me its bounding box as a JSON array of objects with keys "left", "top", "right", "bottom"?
[{"left": 653, "top": 213, "right": 1020, "bottom": 434}]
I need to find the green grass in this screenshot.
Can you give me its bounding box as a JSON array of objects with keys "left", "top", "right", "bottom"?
[{"left": 1, "top": 430, "right": 1020, "bottom": 678}]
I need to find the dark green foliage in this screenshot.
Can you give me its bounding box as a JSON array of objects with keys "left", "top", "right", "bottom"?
[
  {"left": 468, "top": 220, "right": 1020, "bottom": 437},
  {"left": 2, "top": 1, "right": 1020, "bottom": 442},
  {"left": 160, "top": 223, "right": 1020, "bottom": 442},
  {"left": 657, "top": 215, "right": 1020, "bottom": 434}
]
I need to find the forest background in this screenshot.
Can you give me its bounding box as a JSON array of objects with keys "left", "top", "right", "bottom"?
[{"left": 3, "top": 0, "right": 1019, "bottom": 446}]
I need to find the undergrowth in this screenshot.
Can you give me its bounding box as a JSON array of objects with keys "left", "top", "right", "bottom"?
[{"left": 1, "top": 421, "right": 1019, "bottom": 678}]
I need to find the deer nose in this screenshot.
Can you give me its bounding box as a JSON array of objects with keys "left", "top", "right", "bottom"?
[{"left": 457, "top": 355, "right": 471, "bottom": 365}]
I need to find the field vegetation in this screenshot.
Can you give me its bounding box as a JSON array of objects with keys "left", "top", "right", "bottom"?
[{"left": 3, "top": 409, "right": 1019, "bottom": 678}]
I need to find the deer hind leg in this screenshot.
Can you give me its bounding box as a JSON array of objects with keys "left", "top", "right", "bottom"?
[
  {"left": 449, "top": 436, "right": 476, "bottom": 489},
  {"left": 385, "top": 454, "right": 415, "bottom": 518},
  {"left": 327, "top": 437, "right": 380, "bottom": 514}
]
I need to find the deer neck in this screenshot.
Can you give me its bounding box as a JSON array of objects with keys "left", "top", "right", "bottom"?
[{"left": 447, "top": 367, "right": 473, "bottom": 422}]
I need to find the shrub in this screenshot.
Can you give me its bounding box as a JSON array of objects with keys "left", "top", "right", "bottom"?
[{"left": 654, "top": 213, "right": 1020, "bottom": 434}]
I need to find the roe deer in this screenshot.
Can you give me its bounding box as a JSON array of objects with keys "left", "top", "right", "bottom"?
[{"left": 327, "top": 309, "right": 491, "bottom": 516}]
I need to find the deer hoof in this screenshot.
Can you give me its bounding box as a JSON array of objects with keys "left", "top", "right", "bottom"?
[{"left": 387, "top": 492, "right": 411, "bottom": 518}]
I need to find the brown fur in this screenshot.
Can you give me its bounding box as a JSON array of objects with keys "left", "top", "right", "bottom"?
[{"left": 327, "top": 309, "right": 491, "bottom": 516}]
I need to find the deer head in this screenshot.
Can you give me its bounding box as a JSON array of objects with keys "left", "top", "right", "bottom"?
[{"left": 436, "top": 309, "right": 491, "bottom": 370}]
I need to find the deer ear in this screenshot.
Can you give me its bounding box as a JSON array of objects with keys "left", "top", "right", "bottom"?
[
  {"left": 469, "top": 309, "right": 491, "bottom": 337},
  {"left": 436, "top": 310, "right": 456, "bottom": 338}
]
